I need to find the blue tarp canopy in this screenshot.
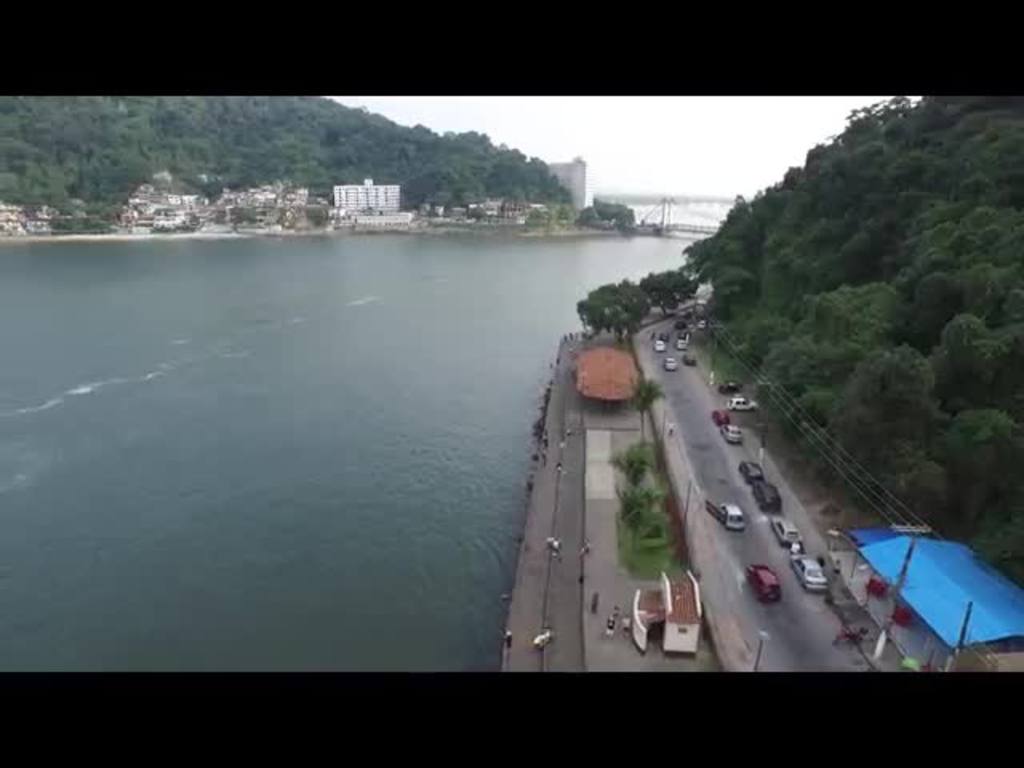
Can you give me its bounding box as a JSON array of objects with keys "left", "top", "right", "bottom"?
[
  {"left": 847, "top": 528, "right": 902, "bottom": 547},
  {"left": 858, "top": 536, "right": 1024, "bottom": 648}
]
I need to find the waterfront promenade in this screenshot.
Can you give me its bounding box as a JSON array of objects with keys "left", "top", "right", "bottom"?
[{"left": 503, "top": 335, "right": 586, "bottom": 671}]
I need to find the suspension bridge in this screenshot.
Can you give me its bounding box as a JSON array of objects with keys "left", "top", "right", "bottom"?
[{"left": 596, "top": 194, "right": 733, "bottom": 237}]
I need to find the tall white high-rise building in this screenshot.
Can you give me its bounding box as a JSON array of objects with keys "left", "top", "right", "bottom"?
[
  {"left": 332, "top": 178, "right": 401, "bottom": 213},
  {"left": 548, "top": 157, "right": 592, "bottom": 210}
]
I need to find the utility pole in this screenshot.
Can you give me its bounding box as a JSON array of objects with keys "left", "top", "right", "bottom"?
[
  {"left": 945, "top": 601, "right": 974, "bottom": 672},
  {"left": 873, "top": 536, "right": 917, "bottom": 661},
  {"left": 753, "top": 630, "right": 769, "bottom": 672}
]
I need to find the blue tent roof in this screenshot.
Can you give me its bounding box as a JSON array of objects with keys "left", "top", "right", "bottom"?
[
  {"left": 847, "top": 528, "right": 902, "bottom": 547},
  {"left": 859, "top": 536, "right": 1024, "bottom": 648}
]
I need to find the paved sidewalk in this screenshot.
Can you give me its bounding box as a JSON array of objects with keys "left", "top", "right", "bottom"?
[{"left": 503, "top": 334, "right": 586, "bottom": 672}]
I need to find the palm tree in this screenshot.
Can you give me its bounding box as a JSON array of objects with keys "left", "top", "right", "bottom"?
[
  {"left": 612, "top": 442, "right": 655, "bottom": 487},
  {"left": 632, "top": 377, "right": 663, "bottom": 440},
  {"left": 618, "top": 483, "right": 667, "bottom": 536},
  {"left": 618, "top": 484, "right": 664, "bottom": 532}
]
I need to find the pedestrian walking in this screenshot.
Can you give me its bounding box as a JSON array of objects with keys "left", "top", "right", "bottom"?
[
  {"left": 555, "top": 461, "right": 562, "bottom": 474},
  {"left": 605, "top": 614, "right": 616, "bottom": 637},
  {"left": 591, "top": 592, "right": 599, "bottom": 614},
  {"left": 504, "top": 629, "right": 513, "bottom": 649}
]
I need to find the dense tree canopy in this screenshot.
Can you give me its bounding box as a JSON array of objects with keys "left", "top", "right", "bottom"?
[
  {"left": 577, "top": 281, "right": 650, "bottom": 340},
  {"left": 0, "top": 97, "right": 570, "bottom": 214},
  {"left": 685, "top": 96, "right": 1024, "bottom": 582}
]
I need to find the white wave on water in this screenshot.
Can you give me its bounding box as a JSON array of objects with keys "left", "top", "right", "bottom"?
[
  {"left": 346, "top": 295, "right": 380, "bottom": 307},
  {"left": 140, "top": 371, "right": 165, "bottom": 381},
  {"left": 66, "top": 382, "right": 104, "bottom": 396},
  {"left": 4, "top": 398, "right": 64, "bottom": 417},
  {"left": 220, "top": 350, "right": 251, "bottom": 359},
  {"left": 171, "top": 338, "right": 191, "bottom": 345}
]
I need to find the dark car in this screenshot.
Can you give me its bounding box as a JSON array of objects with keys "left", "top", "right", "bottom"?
[
  {"left": 682, "top": 354, "right": 697, "bottom": 366},
  {"left": 674, "top": 319, "right": 687, "bottom": 330},
  {"left": 738, "top": 461, "right": 765, "bottom": 484},
  {"left": 751, "top": 479, "right": 782, "bottom": 513},
  {"left": 657, "top": 331, "right": 670, "bottom": 342},
  {"left": 717, "top": 381, "right": 742, "bottom": 394},
  {"left": 746, "top": 565, "right": 782, "bottom": 602},
  {"left": 711, "top": 409, "right": 731, "bottom": 427}
]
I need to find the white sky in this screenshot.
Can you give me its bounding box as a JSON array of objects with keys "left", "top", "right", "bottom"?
[{"left": 330, "top": 96, "right": 891, "bottom": 199}]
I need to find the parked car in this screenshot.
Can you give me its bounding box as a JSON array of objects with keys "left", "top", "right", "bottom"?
[
  {"left": 746, "top": 565, "right": 782, "bottom": 602},
  {"left": 674, "top": 319, "right": 687, "bottom": 330},
  {"left": 664, "top": 356, "right": 679, "bottom": 371},
  {"left": 654, "top": 339, "right": 666, "bottom": 353},
  {"left": 675, "top": 338, "right": 688, "bottom": 351},
  {"left": 697, "top": 320, "right": 707, "bottom": 330},
  {"left": 771, "top": 518, "right": 802, "bottom": 548},
  {"left": 791, "top": 556, "right": 828, "bottom": 592},
  {"left": 682, "top": 354, "right": 697, "bottom": 366},
  {"left": 705, "top": 500, "right": 746, "bottom": 531},
  {"left": 751, "top": 479, "right": 782, "bottom": 513},
  {"left": 721, "top": 425, "right": 743, "bottom": 444},
  {"left": 738, "top": 461, "right": 764, "bottom": 484},
  {"left": 718, "top": 381, "right": 742, "bottom": 394},
  {"left": 657, "top": 331, "right": 670, "bottom": 342},
  {"left": 727, "top": 396, "right": 758, "bottom": 411},
  {"left": 711, "top": 409, "right": 731, "bottom": 427}
]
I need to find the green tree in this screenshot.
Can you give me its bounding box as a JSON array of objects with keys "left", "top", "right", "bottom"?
[
  {"left": 632, "top": 378, "right": 663, "bottom": 441},
  {"left": 613, "top": 442, "right": 655, "bottom": 487}
]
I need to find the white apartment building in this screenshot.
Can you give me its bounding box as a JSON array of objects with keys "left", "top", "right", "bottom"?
[
  {"left": 333, "top": 178, "right": 401, "bottom": 213},
  {"left": 548, "top": 157, "right": 592, "bottom": 210}
]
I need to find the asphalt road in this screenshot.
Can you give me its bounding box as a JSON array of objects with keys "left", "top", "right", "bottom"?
[{"left": 640, "top": 318, "right": 869, "bottom": 672}]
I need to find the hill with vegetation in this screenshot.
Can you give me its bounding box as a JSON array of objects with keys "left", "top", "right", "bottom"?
[
  {"left": 685, "top": 96, "right": 1024, "bottom": 582},
  {"left": 0, "top": 96, "right": 570, "bottom": 216}
]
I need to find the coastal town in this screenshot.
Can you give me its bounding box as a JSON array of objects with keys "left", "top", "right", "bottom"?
[
  {"left": 0, "top": 158, "right": 596, "bottom": 239},
  {"left": 504, "top": 294, "right": 1024, "bottom": 673}
]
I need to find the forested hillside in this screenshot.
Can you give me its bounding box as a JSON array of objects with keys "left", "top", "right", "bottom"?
[
  {"left": 686, "top": 96, "right": 1024, "bottom": 582},
  {"left": 0, "top": 96, "right": 569, "bottom": 214}
]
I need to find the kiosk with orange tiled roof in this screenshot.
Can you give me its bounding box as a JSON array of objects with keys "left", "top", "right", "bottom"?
[{"left": 575, "top": 347, "right": 638, "bottom": 402}]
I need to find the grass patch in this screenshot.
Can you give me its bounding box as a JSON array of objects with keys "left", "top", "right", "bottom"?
[{"left": 617, "top": 514, "right": 680, "bottom": 579}]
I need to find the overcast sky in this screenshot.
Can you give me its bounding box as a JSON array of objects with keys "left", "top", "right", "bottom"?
[{"left": 330, "top": 97, "right": 891, "bottom": 199}]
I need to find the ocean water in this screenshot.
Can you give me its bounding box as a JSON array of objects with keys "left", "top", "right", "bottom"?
[{"left": 0, "top": 233, "right": 685, "bottom": 670}]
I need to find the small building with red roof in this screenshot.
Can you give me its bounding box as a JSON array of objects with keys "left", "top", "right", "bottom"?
[{"left": 575, "top": 347, "right": 639, "bottom": 402}]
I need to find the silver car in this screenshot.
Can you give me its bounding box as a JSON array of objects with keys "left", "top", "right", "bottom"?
[
  {"left": 721, "top": 424, "right": 743, "bottom": 444},
  {"left": 771, "top": 519, "right": 801, "bottom": 547},
  {"left": 664, "top": 356, "right": 679, "bottom": 371},
  {"left": 791, "top": 556, "right": 827, "bottom": 592}
]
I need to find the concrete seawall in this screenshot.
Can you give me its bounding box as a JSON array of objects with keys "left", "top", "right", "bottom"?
[{"left": 502, "top": 335, "right": 586, "bottom": 672}]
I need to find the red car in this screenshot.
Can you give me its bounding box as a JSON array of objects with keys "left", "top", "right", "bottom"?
[
  {"left": 711, "top": 409, "right": 731, "bottom": 427},
  {"left": 746, "top": 564, "right": 782, "bottom": 602}
]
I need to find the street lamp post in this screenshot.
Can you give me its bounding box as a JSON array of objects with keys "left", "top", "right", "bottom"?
[{"left": 753, "top": 630, "right": 769, "bottom": 672}]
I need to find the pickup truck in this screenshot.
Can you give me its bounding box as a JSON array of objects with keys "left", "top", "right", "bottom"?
[{"left": 705, "top": 500, "right": 746, "bottom": 531}]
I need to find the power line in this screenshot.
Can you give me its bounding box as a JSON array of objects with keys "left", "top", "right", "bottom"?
[
  {"left": 710, "top": 323, "right": 924, "bottom": 528},
  {"left": 708, "top": 321, "right": 936, "bottom": 534},
  {"left": 712, "top": 322, "right": 936, "bottom": 533}
]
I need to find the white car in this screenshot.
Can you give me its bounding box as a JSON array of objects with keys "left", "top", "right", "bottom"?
[
  {"left": 654, "top": 339, "right": 666, "bottom": 353},
  {"left": 791, "top": 556, "right": 828, "bottom": 592},
  {"left": 663, "top": 357, "right": 679, "bottom": 371},
  {"left": 771, "top": 519, "right": 802, "bottom": 548},
  {"left": 721, "top": 425, "right": 743, "bottom": 444},
  {"left": 697, "top": 320, "right": 707, "bottom": 329},
  {"left": 728, "top": 396, "right": 758, "bottom": 411},
  {"left": 675, "top": 338, "right": 688, "bottom": 351}
]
